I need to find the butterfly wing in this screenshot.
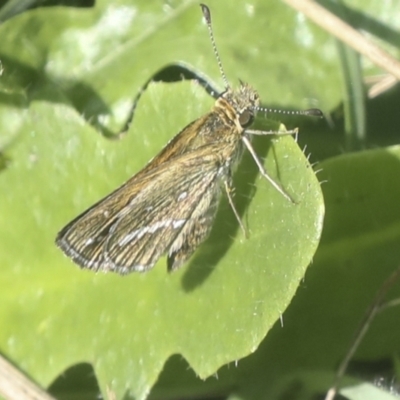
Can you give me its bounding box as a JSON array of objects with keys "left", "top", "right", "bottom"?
[{"left": 56, "top": 146, "right": 223, "bottom": 273}]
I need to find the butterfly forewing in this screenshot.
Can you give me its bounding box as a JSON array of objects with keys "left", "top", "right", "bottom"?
[{"left": 56, "top": 147, "right": 222, "bottom": 273}]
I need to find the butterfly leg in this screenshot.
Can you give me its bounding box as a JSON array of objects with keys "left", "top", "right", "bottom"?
[
  {"left": 223, "top": 180, "right": 247, "bottom": 238},
  {"left": 245, "top": 128, "right": 298, "bottom": 136},
  {"left": 241, "top": 135, "right": 296, "bottom": 203}
]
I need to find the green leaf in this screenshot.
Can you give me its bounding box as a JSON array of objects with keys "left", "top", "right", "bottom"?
[
  {"left": 210, "top": 146, "right": 400, "bottom": 400},
  {"left": 0, "top": 78, "right": 323, "bottom": 399},
  {"left": 0, "top": 1, "right": 330, "bottom": 399},
  {"left": 0, "top": 0, "right": 342, "bottom": 132},
  {"left": 261, "top": 371, "right": 399, "bottom": 400},
  {"left": 341, "top": 383, "right": 399, "bottom": 400}
]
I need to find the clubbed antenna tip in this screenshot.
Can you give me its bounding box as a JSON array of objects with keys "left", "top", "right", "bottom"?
[
  {"left": 200, "top": 3, "right": 211, "bottom": 23},
  {"left": 304, "top": 108, "right": 324, "bottom": 117}
]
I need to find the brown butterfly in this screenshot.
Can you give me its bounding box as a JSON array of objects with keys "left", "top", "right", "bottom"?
[{"left": 55, "top": 4, "right": 321, "bottom": 274}]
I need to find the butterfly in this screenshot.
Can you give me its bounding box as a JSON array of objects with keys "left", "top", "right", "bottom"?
[{"left": 55, "top": 4, "right": 321, "bottom": 274}]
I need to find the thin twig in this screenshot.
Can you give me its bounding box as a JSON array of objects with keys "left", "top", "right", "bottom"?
[
  {"left": 368, "top": 75, "right": 398, "bottom": 98},
  {"left": 0, "top": 354, "right": 56, "bottom": 400},
  {"left": 282, "top": 0, "right": 400, "bottom": 80},
  {"left": 324, "top": 265, "right": 400, "bottom": 400}
]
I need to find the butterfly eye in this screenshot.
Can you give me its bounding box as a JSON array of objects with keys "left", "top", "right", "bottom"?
[{"left": 239, "top": 110, "right": 254, "bottom": 128}]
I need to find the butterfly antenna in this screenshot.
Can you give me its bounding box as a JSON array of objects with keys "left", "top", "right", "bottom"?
[
  {"left": 253, "top": 106, "right": 324, "bottom": 118},
  {"left": 200, "top": 4, "right": 230, "bottom": 89}
]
